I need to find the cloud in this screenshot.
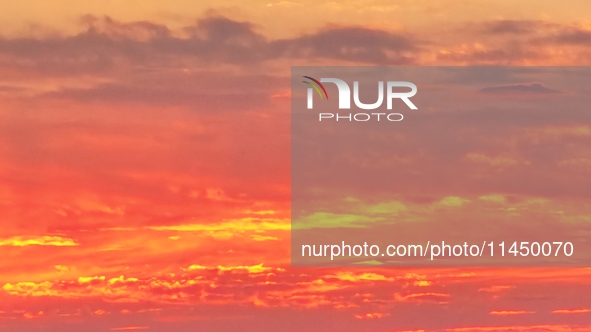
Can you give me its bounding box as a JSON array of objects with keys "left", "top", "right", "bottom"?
[
  {"left": 550, "top": 28, "right": 591, "bottom": 45},
  {"left": 489, "top": 310, "right": 535, "bottom": 316},
  {"left": 272, "top": 26, "right": 417, "bottom": 64},
  {"left": 478, "top": 285, "right": 514, "bottom": 292},
  {"left": 330, "top": 271, "right": 394, "bottom": 282},
  {"left": 250, "top": 234, "right": 279, "bottom": 241},
  {"left": 145, "top": 217, "right": 290, "bottom": 232},
  {"left": 293, "top": 212, "right": 384, "bottom": 229},
  {"left": 479, "top": 83, "right": 562, "bottom": 95},
  {"left": 478, "top": 195, "right": 507, "bottom": 203},
  {"left": 481, "top": 20, "right": 543, "bottom": 35},
  {"left": 437, "top": 21, "right": 591, "bottom": 65},
  {"left": 552, "top": 308, "right": 591, "bottom": 314},
  {"left": 0, "top": 15, "right": 418, "bottom": 75},
  {"left": 0, "top": 235, "right": 79, "bottom": 247},
  {"left": 354, "top": 312, "right": 390, "bottom": 320},
  {"left": 394, "top": 292, "right": 450, "bottom": 303},
  {"left": 438, "top": 196, "right": 470, "bottom": 207},
  {"left": 2, "top": 265, "right": 591, "bottom": 330},
  {"left": 464, "top": 153, "right": 525, "bottom": 167},
  {"left": 363, "top": 201, "right": 407, "bottom": 214}
]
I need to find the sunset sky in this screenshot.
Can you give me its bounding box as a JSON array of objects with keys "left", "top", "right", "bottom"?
[{"left": 0, "top": 1, "right": 591, "bottom": 331}]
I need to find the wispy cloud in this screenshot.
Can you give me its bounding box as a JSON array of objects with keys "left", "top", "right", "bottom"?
[{"left": 0, "top": 236, "right": 79, "bottom": 247}]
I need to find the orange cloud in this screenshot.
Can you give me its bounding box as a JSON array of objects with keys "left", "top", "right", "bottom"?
[
  {"left": 489, "top": 310, "right": 535, "bottom": 316},
  {"left": 354, "top": 312, "right": 390, "bottom": 320},
  {"left": 0, "top": 236, "right": 79, "bottom": 247},
  {"left": 552, "top": 308, "right": 591, "bottom": 314}
]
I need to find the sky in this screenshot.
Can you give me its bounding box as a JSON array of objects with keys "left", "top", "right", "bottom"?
[{"left": 0, "top": 1, "right": 591, "bottom": 331}]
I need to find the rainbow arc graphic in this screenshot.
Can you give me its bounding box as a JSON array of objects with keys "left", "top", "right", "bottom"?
[{"left": 302, "top": 76, "right": 329, "bottom": 99}]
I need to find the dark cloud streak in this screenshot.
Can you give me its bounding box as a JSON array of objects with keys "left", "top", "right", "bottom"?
[
  {"left": 480, "top": 20, "right": 543, "bottom": 35},
  {"left": 479, "top": 83, "right": 563, "bottom": 95},
  {"left": 0, "top": 15, "right": 418, "bottom": 72}
]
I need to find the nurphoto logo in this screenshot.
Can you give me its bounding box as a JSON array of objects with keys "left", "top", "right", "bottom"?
[{"left": 302, "top": 76, "right": 418, "bottom": 122}]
